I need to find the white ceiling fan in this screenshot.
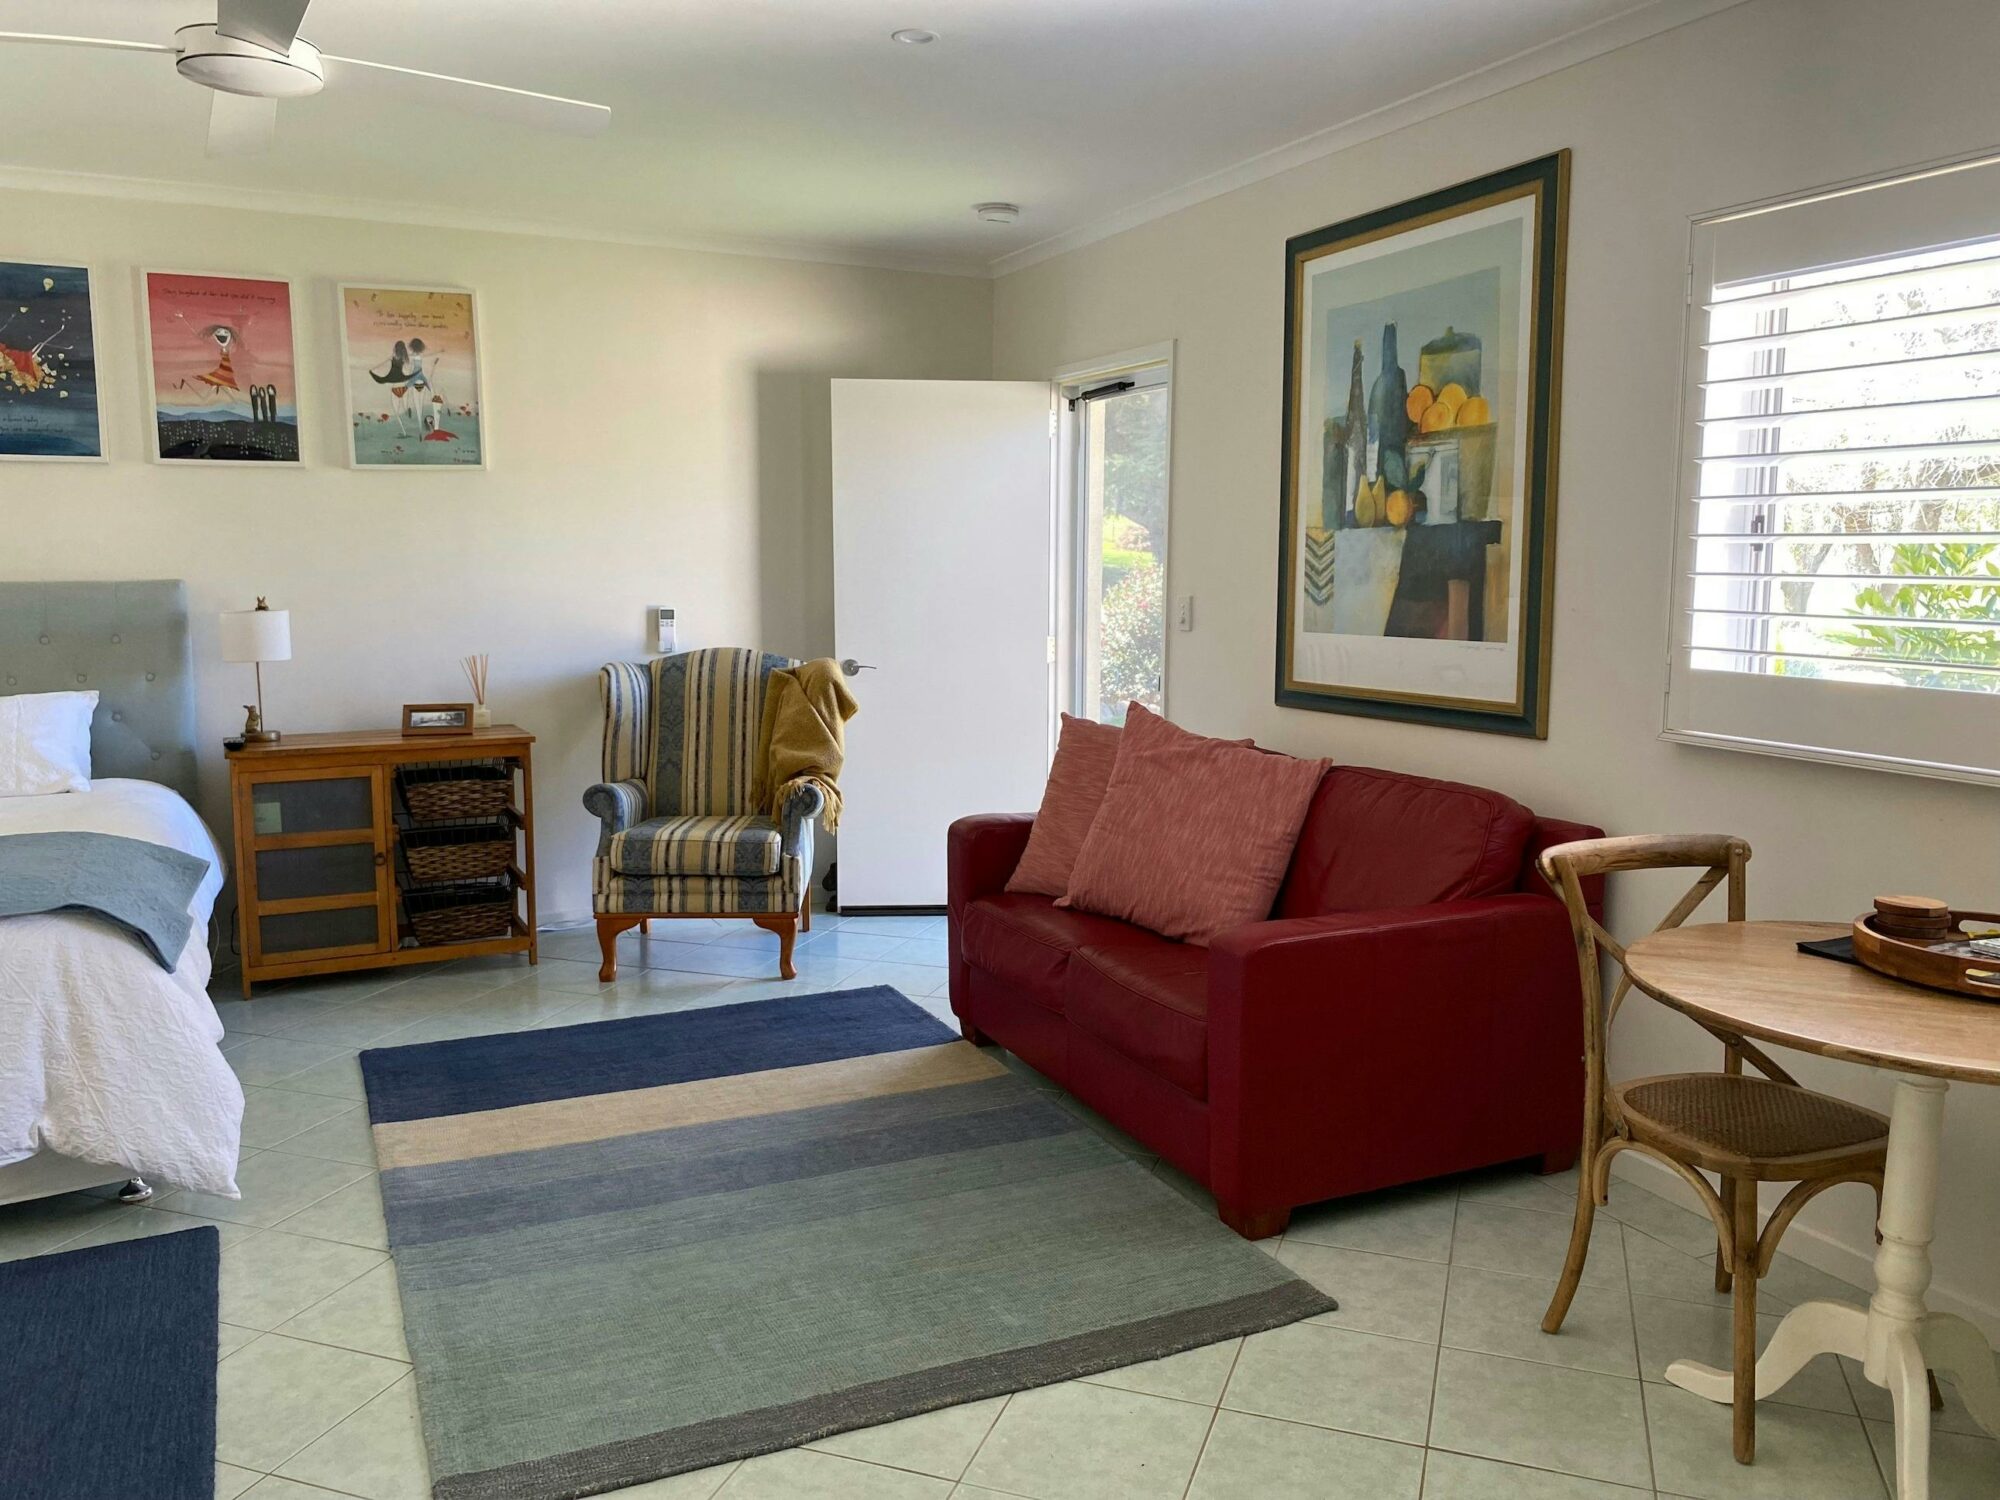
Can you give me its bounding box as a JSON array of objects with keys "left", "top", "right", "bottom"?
[{"left": 2, "top": 0, "right": 611, "bottom": 157}]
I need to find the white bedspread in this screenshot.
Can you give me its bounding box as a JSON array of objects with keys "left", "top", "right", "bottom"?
[{"left": 0, "top": 779, "right": 242, "bottom": 1195}]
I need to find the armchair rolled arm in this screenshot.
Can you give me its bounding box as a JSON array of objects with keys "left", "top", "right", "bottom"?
[
  {"left": 582, "top": 778, "right": 648, "bottom": 854},
  {"left": 1205, "top": 895, "right": 1584, "bottom": 1215},
  {"left": 778, "top": 780, "right": 828, "bottom": 856}
]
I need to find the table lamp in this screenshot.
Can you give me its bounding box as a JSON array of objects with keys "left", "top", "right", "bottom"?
[{"left": 219, "top": 597, "right": 291, "bottom": 744}]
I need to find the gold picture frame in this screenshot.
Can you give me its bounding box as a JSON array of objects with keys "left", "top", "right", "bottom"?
[{"left": 402, "top": 702, "right": 475, "bottom": 736}]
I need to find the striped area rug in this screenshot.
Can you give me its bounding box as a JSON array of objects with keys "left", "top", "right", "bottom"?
[{"left": 361, "top": 987, "right": 1334, "bottom": 1500}]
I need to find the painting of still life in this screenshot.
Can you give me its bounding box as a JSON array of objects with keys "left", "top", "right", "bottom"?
[
  {"left": 1278, "top": 151, "right": 1568, "bottom": 737},
  {"left": 142, "top": 271, "right": 301, "bottom": 463},
  {"left": 339, "top": 284, "right": 485, "bottom": 468},
  {"left": 0, "top": 260, "right": 103, "bottom": 461}
]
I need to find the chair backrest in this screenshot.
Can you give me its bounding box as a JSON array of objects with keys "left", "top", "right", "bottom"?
[
  {"left": 1537, "top": 834, "right": 1790, "bottom": 1108},
  {"left": 604, "top": 647, "right": 796, "bottom": 818}
]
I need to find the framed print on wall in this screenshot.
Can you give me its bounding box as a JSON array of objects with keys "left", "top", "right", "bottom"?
[
  {"left": 1277, "top": 150, "right": 1569, "bottom": 738},
  {"left": 0, "top": 259, "right": 104, "bottom": 461},
  {"left": 338, "top": 283, "right": 486, "bottom": 468},
  {"left": 141, "top": 270, "right": 302, "bottom": 463}
]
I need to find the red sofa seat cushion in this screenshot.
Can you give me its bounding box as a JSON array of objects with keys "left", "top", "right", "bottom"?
[
  {"left": 957, "top": 893, "right": 1155, "bottom": 1014},
  {"left": 1067, "top": 938, "right": 1211, "bottom": 1100},
  {"left": 1276, "top": 766, "right": 1536, "bottom": 918}
]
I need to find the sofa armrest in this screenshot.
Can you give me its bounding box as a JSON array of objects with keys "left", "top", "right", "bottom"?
[
  {"left": 1205, "top": 894, "right": 1583, "bottom": 1216},
  {"left": 947, "top": 814, "right": 1035, "bottom": 909},
  {"left": 582, "top": 778, "right": 648, "bottom": 855}
]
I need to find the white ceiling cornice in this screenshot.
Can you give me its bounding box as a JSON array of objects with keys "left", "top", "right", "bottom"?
[
  {"left": 0, "top": 161, "right": 990, "bottom": 281},
  {"left": 986, "top": 0, "right": 1754, "bottom": 278}
]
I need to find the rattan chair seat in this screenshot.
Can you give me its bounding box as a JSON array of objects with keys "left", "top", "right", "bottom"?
[{"left": 1614, "top": 1072, "right": 1888, "bottom": 1176}]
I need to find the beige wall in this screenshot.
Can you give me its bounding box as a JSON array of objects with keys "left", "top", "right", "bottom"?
[
  {"left": 992, "top": 0, "right": 2000, "bottom": 1327},
  {"left": 0, "top": 187, "right": 992, "bottom": 925}
]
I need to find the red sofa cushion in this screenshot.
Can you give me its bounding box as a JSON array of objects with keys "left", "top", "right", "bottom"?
[
  {"left": 1276, "top": 766, "right": 1535, "bottom": 918},
  {"left": 1064, "top": 704, "right": 1330, "bottom": 943},
  {"left": 1068, "top": 938, "right": 1211, "bottom": 1100},
  {"left": 1007, "top": 713, "right": 1124, "bottom": 897},
  {"left": 957, "top": 893, "right": 1154, "bottom": 1014}
]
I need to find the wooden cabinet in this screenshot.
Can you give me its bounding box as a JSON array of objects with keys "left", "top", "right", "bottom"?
[{"left": 226, "top": 726, "right": 537, "bottom": 997}]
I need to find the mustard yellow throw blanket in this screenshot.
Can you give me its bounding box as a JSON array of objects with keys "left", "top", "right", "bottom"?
[{"left": 757, "top": 658, "right": 859, "bottom": 832}]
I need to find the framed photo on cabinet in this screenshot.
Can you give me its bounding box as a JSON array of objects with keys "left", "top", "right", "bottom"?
[
  {"left": 1277, "top": 150, "right": 1569, "bottom": 738},
  {"left": 338, "top": 283, "right": 487, "bottom": 469}
]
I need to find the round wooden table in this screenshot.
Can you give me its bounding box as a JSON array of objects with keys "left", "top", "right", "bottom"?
[{"left": 1625, "top": 920, "right": 2000, "bottom": 1499}]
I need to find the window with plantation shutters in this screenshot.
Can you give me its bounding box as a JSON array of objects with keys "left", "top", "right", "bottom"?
[{"left": 1665, "top": 153, "right": 2000, "bottom": 785}]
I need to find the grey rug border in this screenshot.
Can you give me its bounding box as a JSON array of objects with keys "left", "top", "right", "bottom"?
[{"left": 433, "top": 1279, "right": 1335, "bottom": 1500}]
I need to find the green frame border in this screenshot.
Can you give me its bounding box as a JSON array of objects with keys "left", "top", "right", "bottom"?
[{"left": 1275, "top": 150, "right": 1570, "bottom": 738}]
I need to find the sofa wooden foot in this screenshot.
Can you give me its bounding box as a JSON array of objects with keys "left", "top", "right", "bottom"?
[
  {"left": 750, "top": 914, "right": 798, "bottom": 980},
  {"left": 959, "top": 1018, "right": 992, "bottom": 1046},
  {"left": 1537, "top": 1143, "right": 1580, "bottom": 1176},
  {"left": 1217, "top": 1203, "right": 1289, "bottom": 1240},
  {"left": 596, "top": 915, "right": 643, "bottom": 981}
]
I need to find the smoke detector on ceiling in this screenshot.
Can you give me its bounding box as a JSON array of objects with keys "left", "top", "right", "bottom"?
[{"left": 974, "top": 202, "right": 1021, "bottom": 225}]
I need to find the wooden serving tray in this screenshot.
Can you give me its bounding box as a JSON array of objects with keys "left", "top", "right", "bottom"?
[{"left": 1852, "top": 909, "right": 2000, "bottom": 1001}]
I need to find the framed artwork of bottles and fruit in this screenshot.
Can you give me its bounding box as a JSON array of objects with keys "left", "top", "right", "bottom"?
[{"left": 1277, "top": 150, "right": 1569, "bottom": 737}]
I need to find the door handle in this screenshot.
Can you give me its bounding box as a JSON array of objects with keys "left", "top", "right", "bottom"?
[
  {"left": 374, "top": 852, "right": 388, "bottom": 868},
  {"left": 839, "top": 659, "right": 876, "bottom": 677}
]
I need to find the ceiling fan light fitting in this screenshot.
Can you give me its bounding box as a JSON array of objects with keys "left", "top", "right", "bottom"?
[{"left": 174, "top": 23, "right": 323, "bottom": 98}]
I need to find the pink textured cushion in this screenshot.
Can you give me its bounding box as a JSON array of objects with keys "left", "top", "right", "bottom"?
[
  {"left": 1006, "top": 714, "right": 1123, "bottom": 896},
  {"left": 1061, "top": 704, "right": 1330, "bottom": 944}
]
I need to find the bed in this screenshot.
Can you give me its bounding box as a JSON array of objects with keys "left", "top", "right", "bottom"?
[{"left": 0, "top": 580, "right": 242, "bottom": 1205}]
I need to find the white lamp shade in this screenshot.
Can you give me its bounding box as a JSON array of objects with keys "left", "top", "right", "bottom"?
[{"left": 219, "top": 608, "right": 292, "bottom": 664}]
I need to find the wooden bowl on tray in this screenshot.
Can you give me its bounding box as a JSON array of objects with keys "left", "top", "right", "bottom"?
[{"left": 1852, "top": 896, "right": 2000, "bottom": 1001}]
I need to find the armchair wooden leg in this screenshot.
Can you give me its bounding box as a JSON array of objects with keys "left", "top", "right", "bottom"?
[
  {"left": 801, "top": 890, "right": 811, "bottom": 933},
  {"left": 1543, "top": 1144, "right": 1599, "bottom": 1335},
  {"left": 596, "top": 915, "right": 643, "bottom": 982},
  {"left": 750, "top": 914, "right": 798, "bottom": 980}
]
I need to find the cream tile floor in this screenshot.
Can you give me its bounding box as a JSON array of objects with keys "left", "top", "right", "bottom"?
[{"left": 5, "top": 910, "right": 1998, "bottom": 1500}]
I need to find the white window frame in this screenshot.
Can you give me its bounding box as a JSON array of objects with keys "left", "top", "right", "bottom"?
[
  {"left": 1660, "top": 150, "right": 2000, "bottom": 788},
  {"left": 1055, "top": 342, "right": 1176, "bottom": 722}
]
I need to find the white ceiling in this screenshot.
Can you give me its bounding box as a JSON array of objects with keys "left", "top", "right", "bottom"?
[{"left": 1, "top": 0, "right": 1742, "bottom": 275}]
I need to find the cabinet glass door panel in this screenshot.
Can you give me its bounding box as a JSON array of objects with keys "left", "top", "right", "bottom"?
[
  {"left": 251, "top": 776, "right": 373, "bottom": 836},
  {"left": 260, "top": 906, "right": 382, "bottom": 956},
  {"left": 254, "top": 843, "right": 379, "bottom": 902}
]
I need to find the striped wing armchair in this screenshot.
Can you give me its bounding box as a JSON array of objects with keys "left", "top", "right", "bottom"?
[{"left": 583, "top": 648, "right": 824, "bottom": 980}]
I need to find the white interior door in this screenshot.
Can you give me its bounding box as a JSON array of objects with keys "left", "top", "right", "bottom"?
[{"left": 832, "top": 379, "right": 1055, "bottom": 908}]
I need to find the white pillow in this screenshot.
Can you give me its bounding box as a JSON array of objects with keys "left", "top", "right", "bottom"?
[{"left": 0, "top": 690, "right": 98, "bottom": 796}]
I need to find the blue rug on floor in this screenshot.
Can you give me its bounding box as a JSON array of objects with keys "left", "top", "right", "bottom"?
[{"left": 0, "top": 1225, "right": 220, "bottom": 1500}]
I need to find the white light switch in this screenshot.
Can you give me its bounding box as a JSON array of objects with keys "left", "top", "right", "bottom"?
[{"left": 1175, "top": 595, "right": 1194, "bottom": 632}]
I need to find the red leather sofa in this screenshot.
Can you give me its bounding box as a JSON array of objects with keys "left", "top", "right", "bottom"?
[{"left": 947, "top": 764, "right": 1603, "bottom": 1238}]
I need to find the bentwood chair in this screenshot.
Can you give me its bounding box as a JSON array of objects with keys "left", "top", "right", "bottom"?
[
  {"left": 583, "top": 648, "right": 823, "bottom": 981},
  {"left": 1537, "top": 834, "right": 1890, "bottom": 1465}
]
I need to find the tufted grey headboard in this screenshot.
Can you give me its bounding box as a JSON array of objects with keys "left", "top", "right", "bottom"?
[{"left": 0, "top": 580, "right": 199, "bottom": 802}]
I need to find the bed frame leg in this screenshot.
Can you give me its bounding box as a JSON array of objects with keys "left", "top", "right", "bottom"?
[{"left": 117, "top": 1178, "right": 154, "bottom": 1204}]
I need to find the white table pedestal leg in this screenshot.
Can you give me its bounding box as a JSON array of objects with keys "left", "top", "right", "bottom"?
[{"left": 1664, "top": 1073, "right": 1999, "bottom": 1500}]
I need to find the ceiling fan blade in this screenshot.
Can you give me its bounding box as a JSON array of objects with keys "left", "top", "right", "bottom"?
[
  {"left": 207, "top": 91, "right": 278, "bottom": 156},
  {"left": 0, "top": 31, "right": 176, "bottom": 55},
  {"left": 214, "top": 0, "right": 311, "bottom": 55},
  {"left": 323, "top": 55, "right": 610, "bottom": 136}
]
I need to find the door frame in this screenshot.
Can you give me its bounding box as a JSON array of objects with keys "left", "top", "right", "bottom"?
[{"left": 1054, "top": 341, "right": 1177, "bottom": 724}]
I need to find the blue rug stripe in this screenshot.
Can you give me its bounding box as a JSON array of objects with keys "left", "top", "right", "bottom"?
[
  {"left": 360, "top": 985, "right": 955, "bottom": 1123},
  {"left": 380, "top": 1073, "right": 1030, "bottom": 1221},
  {"left": 384, "top": 1091, "right": 1078, "bottom": 1247},
  {"left": 1, "top": 1227, "right": 219, "bottom": 1500}
]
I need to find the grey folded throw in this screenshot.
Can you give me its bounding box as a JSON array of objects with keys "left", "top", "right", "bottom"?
[{"left": 0, "top": 831, "right": 210, "bottom": 971}]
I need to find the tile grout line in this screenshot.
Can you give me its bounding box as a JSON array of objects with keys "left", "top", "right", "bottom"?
[
  {"left": 1423, "top": 1185, "right": 1463, "bottom": 1458},
  {"left": 1620, "top": 1197, "right": 1664, "bottom": 1496},
  {"left": 1177, "top": 1336, "right": 1250, "bottom": 1500},
  {"left": 953, "top": 1392, "right": 1013, "bottom": 1486}
]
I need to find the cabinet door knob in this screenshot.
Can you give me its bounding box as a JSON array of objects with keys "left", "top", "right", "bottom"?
[{"left": 374, "top": 852, "right": 388, "bottom": 867}]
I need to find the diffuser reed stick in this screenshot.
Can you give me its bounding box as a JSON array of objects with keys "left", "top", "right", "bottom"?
[{"left": 461, "top": 654, "right": 489, "bottom": 708}]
